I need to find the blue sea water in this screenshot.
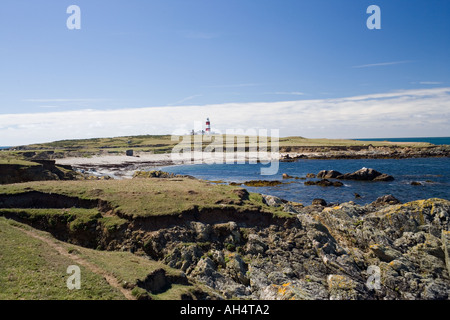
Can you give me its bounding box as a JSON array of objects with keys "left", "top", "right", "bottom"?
[
  {"left": 354, "top": 137, "right": 450, "bottom": 145},
  {"left": 162, "top": 158, "right": 450, "bottom": 205}
]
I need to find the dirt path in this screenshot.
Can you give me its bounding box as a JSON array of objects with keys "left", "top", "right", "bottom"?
[{"left": 13, "top": 225, "right": 135, "bottom": 300}]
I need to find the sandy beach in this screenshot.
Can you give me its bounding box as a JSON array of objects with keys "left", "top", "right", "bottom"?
[{"left": 55, "top": 151, "right": 281, "bottom": 179}]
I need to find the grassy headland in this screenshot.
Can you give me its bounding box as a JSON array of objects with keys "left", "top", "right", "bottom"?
[{"left": 2, "top": 134, "right": 439, "bottom": 161}]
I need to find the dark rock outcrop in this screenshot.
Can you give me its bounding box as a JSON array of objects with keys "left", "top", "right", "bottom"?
[
  {"left": 304, "top": 179, "right": 343, "bottom": 187},
  {"left": 317, "top": 170, "right": 343, "bottom": 179},
  {"left": 315, "top": 167, "right": 394, "bottom": 182},
  {"left": 312, "top": 198, "right": 327, "bottom": 206},
  {"left": 371, "top": 195, "right": 400, "bottom": 207},
  {"left": 243, "top": 180, "right": 284, "bottom": 187},
  {"left": 338, "top": 167, "right": 394, "bottom": 181}
]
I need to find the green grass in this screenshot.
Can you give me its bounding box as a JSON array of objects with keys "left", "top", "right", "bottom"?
[
  {"left": 278, "top": 136, "right": 433, "bottom": 148},
  {"left": 4, "top": 134, "right": 435, "bottom": 161},
  {"left": 74, "top": 249, "right": 204, "bottom": 299},
  {"left": 0, "top": 218, "right": 125, "bottom": 300},
  {"left": 0, "top": 217, "right": 206, "bottom": 300},
  {"left": 0, "top": 208, "right": 127, "bottom": 232},
  {"left": 0, "top": 178, "right": 291, "bottom": 219},
  {"left": 0, "top": 159, "right": 41, "bottom": 166}
]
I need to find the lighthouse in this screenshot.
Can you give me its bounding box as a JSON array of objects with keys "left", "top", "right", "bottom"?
[{"left": 205, "top": 118, "right": 211, "bottom": 134}]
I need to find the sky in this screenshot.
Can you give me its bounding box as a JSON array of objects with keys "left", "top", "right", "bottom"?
[{"left": 0, "top": 0, "right": 449, "bottom": 145}]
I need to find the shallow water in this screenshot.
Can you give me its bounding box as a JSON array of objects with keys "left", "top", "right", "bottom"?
[{"left": 162, "top": 157, "right": 450, "bottom": 205}]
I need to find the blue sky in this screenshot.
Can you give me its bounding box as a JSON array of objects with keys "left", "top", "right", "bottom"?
[{"left": 1, "top": 0, "right": 449, "bottom": 145}]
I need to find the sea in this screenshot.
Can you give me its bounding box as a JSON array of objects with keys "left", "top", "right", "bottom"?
[{"left": 162, "top": 157, "right": 450, "bottom": 206}]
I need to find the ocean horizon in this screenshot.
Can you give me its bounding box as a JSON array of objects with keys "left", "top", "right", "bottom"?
[{"left": 353, "top": 137, "right": 450, "bottom": 145}]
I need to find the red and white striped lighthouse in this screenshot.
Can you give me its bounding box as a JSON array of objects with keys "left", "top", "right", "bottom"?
[{"left": 205, "top": 118, "right": 211, "bottom": 134}]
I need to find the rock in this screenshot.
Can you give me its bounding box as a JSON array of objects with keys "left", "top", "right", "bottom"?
[
  {"left": 244, "top": 234, "right": 268, "bottom": 255},
  {"left": 372, "top": 195, "right": 400, "bottom": 206},
  {"left": 340, "top": 167, "right": 394, "bottom": 181},
  {"left": 133, "top": 170, "right": 176, "bottom": 179},
  {"left": 369, "top": 244, "right": 402, "bottom": 262},
  {"left": 304, "top": 179, "right": 342, "bottom": 187},
  {"left": 136, "top": 268, "right": 168, "bottom": 294},
  {"left": 421, "top": 279, "right": 449, "bottom": 300},
  {"left": 226, "top": 253, "right": 249, "bottom": 286},
  {"left": 243, "top": 180, "right": 284, "bottom": 187},
  {"left": 373, "top": 173, "right": 395, "bottom": 181},
  {"left": 282, "top": 203, "right": 301, "bottom": 214},
  {"left": 126, "top": 149, "right": 134, "bottom": 156},
  {"left": 316, "top": 179, "right": 333, "bottom": 187},
  {"left": 312, "top": 199, "right": 327, "bottom": 206},
  {"left": 306, "top": 173, "right": 316, "bottom": 178},
  {"left": 259, "top": 279, "right": 329, "bottom": 300},
  {"left": 441, "top": 230, "right": 450, "bottom": 276},
  {"left": 317, "top": 170, "right": 343, "bottom": 179},
  {"left": 411, "top": 181, "right": 422, "bottom": 186},
  {"left": 262, "top": 194, "right": 284, "bottom": 207},
  {"left": 191, "top": 257, "right": 217, "bottom": 278},
  {"left": 326, "top": 275, "right": 359, "bottom": 300},
  {"left": 232, "top": 188, "right": 250, "bottom": 201},
  {"left": 282, "top": 173, "right": 293, "bottom": 179},
  {"left": 211, "top": 250, "right": 226, "bottom": 268},
  {"left": 137, "top": 197, "right": 450, "bottom": 300},
  {"left": 190, "top": 222, "right": 212, "bottom": 242}
]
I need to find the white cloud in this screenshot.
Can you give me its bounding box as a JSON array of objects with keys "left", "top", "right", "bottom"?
[
  {"left": 23, "top": 98, "right": 109, "bottom": 103},
  {"left": 352, "top": 60, "right": 414, "bottom": 68},
  {"left": 264, "top": 92, "right": 305, "bottom": 96},
  {"left": 419, "top": 81, "right": 443, "bottom": 85},
  {"left": 167, "top": 94, "right": 203, "bottom": 106},
  {"left": 202, "top": 83, "right": 261, "bottom": 88},
  {"left": 1, "top": 87, "right": 450, "bottom": 146}
]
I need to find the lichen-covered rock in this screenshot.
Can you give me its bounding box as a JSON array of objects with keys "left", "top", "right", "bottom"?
[
  {"left": 442, "top": 230, "right": 450, "bottom": 276},
  {"left": 261, "top": 194, "right": 284, "bottom": 207},
  {"left": 135, "top": 197, "right": 450, "bottom": 300},
  {"left": 369, "top": 244, "right": 402, "bottom": 262},
  {"left": 372, "top": 195, "right": 401, "bottom": 207}
]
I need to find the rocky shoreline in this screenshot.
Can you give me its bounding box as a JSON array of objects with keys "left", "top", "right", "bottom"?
[
  {"left": 1, "top": 166, "right": 449, "bottom": 300},
  {"left": 280, "top": 144, "right": 450, "bottom": 161},
  {"left": 139, "top": 195, "right": 450, "bottom": 300},
  {"left": 50, "top": 144, "right": 450, "bottom": 180}
]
